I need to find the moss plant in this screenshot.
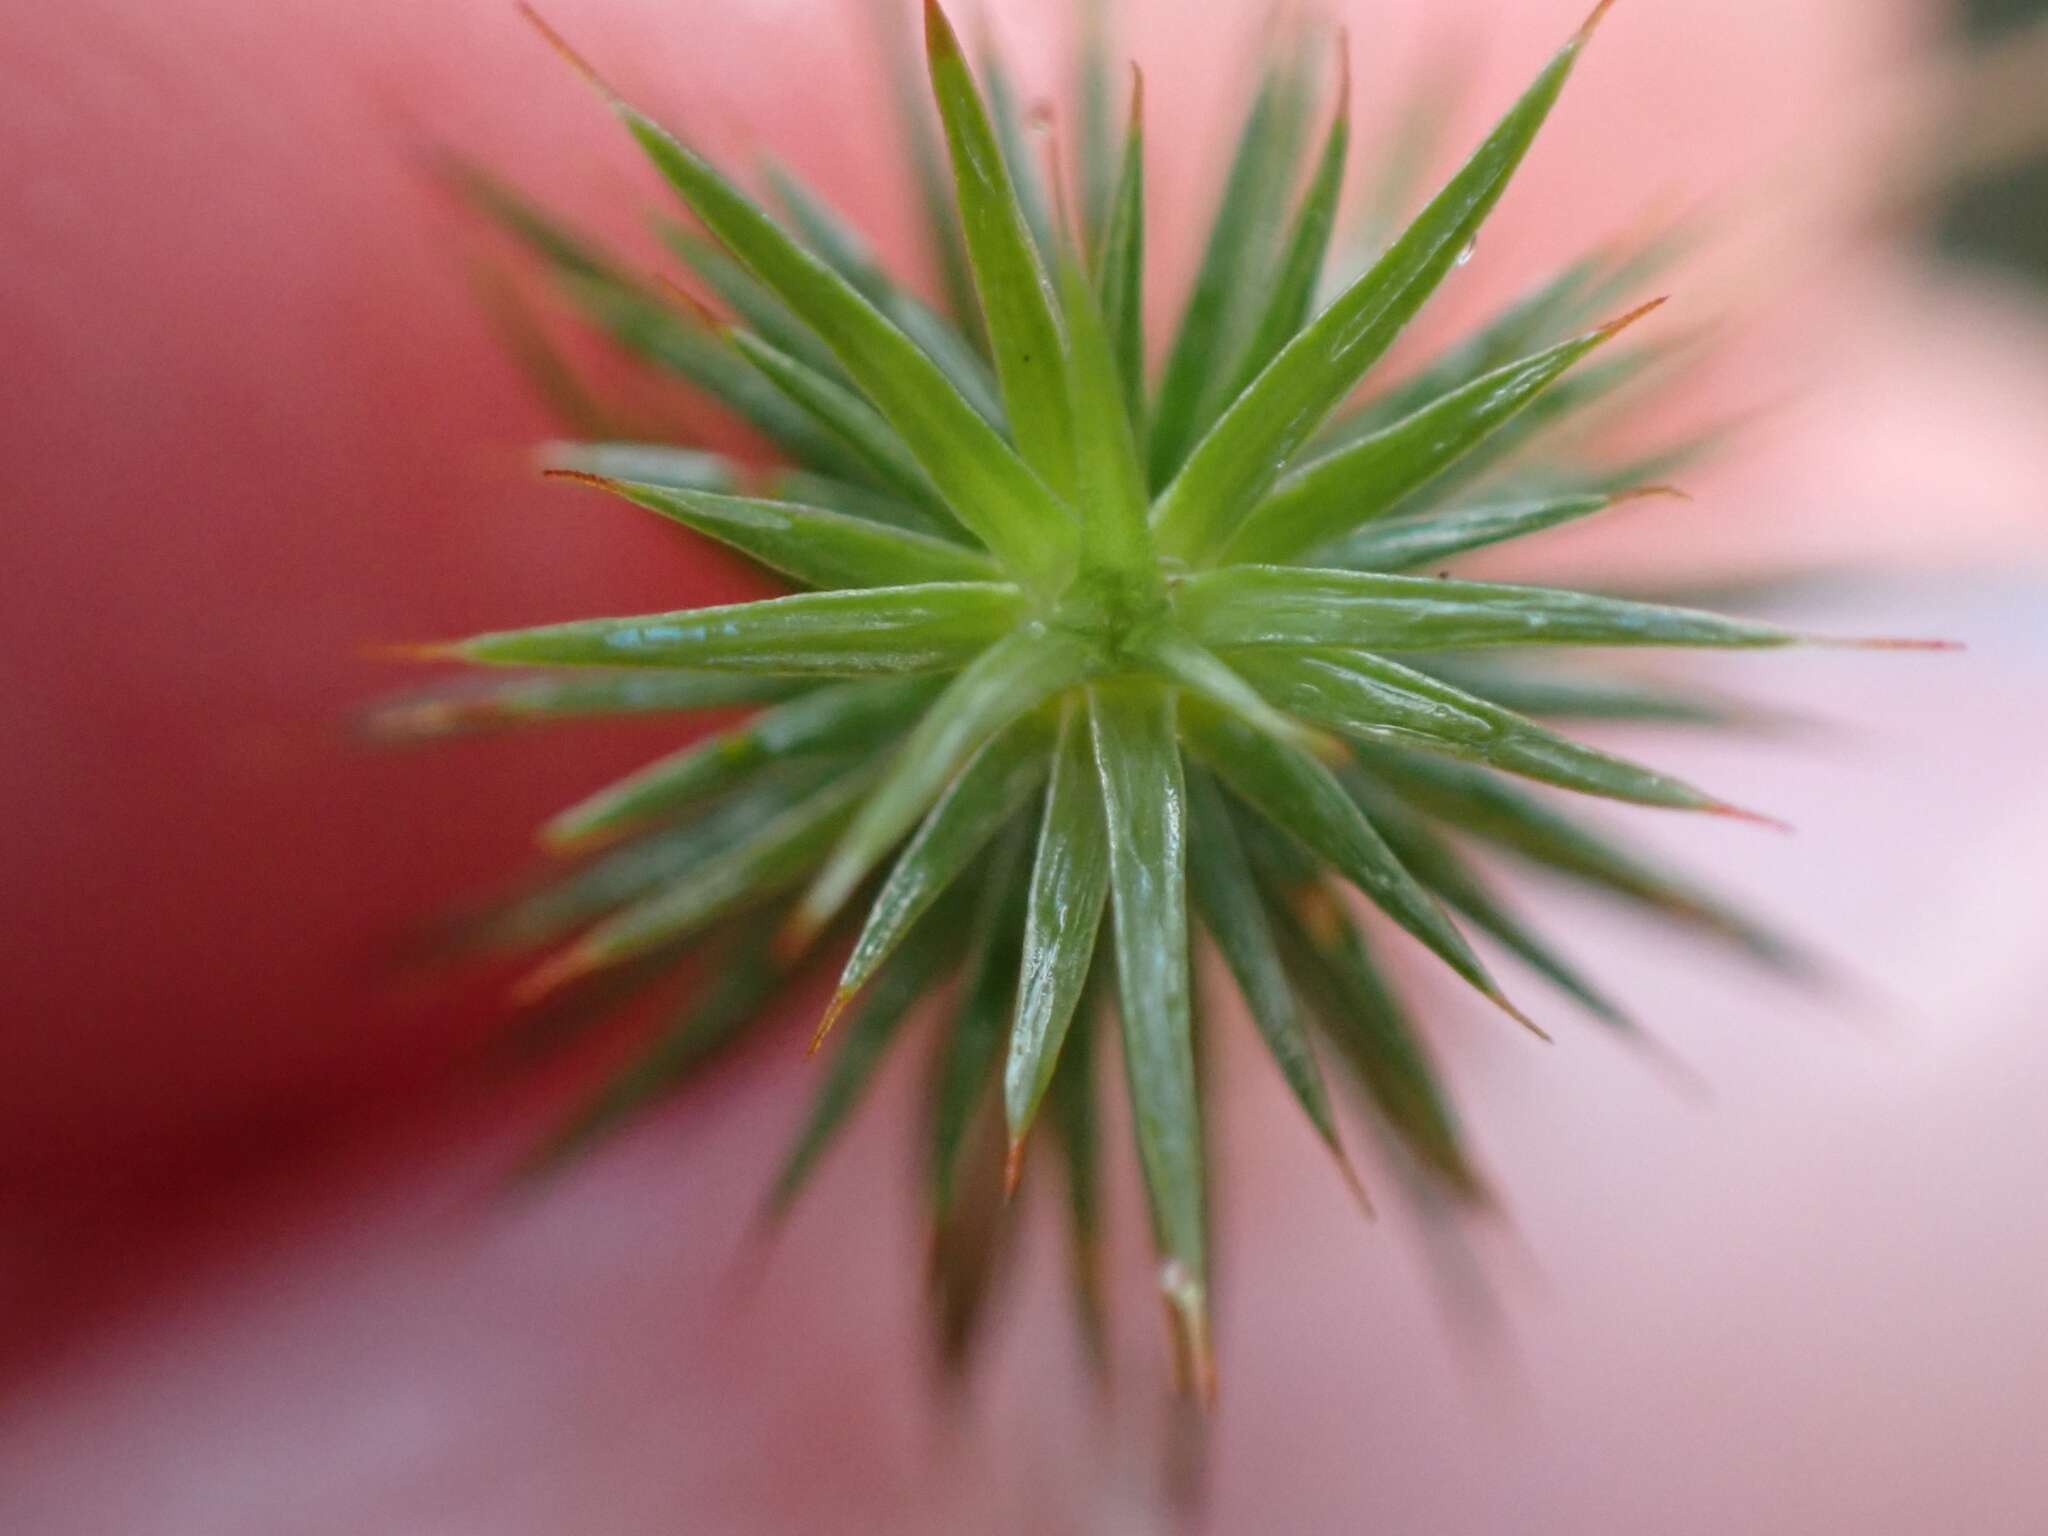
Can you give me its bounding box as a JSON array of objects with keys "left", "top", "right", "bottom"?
[{"left": 380, "top": 0, "right": 1947, "bottom": 1397}]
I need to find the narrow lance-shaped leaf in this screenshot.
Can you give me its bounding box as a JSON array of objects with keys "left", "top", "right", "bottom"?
[
  {"left": 466, "top": 762, "right": 845, "bottom": 950},
  {"left": 766, "top": 908, "right": 967, "bottom": 1217},
  {"left": 762, "top": 160, "right": 1001, "bottom": 423},
  {"left": 425, "top": 581, "right": 1025, "bottom": 674},
  {"left": 1218, "top": 48, "right": 1352, "bottom": 408},
  {"left": 1221, "top": 302, "right": 1660, "bottom": 566},
  {"left": 819, "top": 712, "right": 1057, "bottom": 1044},
  {"left": 1325, "top": 488, "right": 1651, "bottom": 574},
  {"left": 977, "top": 22, "right": 1057, "bottom": 262},
  {"left": 516, "top": 11, "right": 1079, "bottom": 588},
  {"left": 1230, "top": 648, "right": 1771, "bottom": 820},
  {"left": 765, "top": 469, "right": 961, "bottom": 544},
  {"left": 1088, "top": 681, "right": 1211, "bottom": 1402},
  {"left": 516, "top": 768, "right": 877, "bottom": 998},
  {"left": 1268, "top": 888, "right": 1487, "bottom": 1200},
  {"left": 1137, "top": 630, "right": 1335, "bottom": 762},
  {"left": 927, "top": 2, "right": 1078, "bottom": 500},
  {"left": 725, "top": 331, "right": 957, "bottom": 525},
  {"left": 1184, "top": 768, "right": 1359, "bottom": 1198},
  {"left": 1146, "top": 59, "right": 1298, "bottom": 490},
  {"left": 528, "top": 919, "right": 790, "bottom": 1174},
  {"left": 542, "top": 678, "right": 941, "bottom": 851},
  {"left": 1343, "top": 775, "right": 1633, "bottom": 1028},
  {"left": 1179, "top": 698, "right": 1534, "bottom": 1033},
  {"left": 793, "top": 630, "right": 1098, "bottom": 946},
  {"left": 1004, "top": 704, "right": 1112, "bottom": 1163},
  {"left": 546, "top": 472, "right": 995, "bottom": 592},
  {"left": 1094, "top": 71, "right": 1147, "bottom": 434},
  {"left": 658, "top": 223, "right": 846, "bottom": 382},
  {"left": 1046, "top": 984, "right": 1108, "bottom": 1370},
  {"left": 931, "top": 825, "right": 1032, "bottom": 1212},
  {"left": 1055, "top": 238, "right": 1153, "bottom": 574},
  {"left": 1176, "top": 566, "right": 1802, "bottom": 654},
  {"left": 1358, "top": 746, "right": 1818, "bottom": 975},
  {"left": 1152, "top": 8, "right": 1612, "bottom": 561},
  {"left": 1075, "top": 0, "right": 1117, "bottom": 250},
  {"left": 363, "top": 670, "right": 802, "bottom": 743}
]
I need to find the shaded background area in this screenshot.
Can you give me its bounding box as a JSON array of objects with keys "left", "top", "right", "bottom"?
[
  {"left": 1943, "top": 0, "right": 2048, "bottom": 277},
  {"left": 1, "top": 0, "right": 2045, "bottom": 1530}
]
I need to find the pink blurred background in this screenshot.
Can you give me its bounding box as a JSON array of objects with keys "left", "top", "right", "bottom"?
[{"left": 3, "top": 0, "right": 2046, "bottom": 1530}]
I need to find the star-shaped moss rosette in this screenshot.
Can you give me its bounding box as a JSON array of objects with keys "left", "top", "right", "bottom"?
[{"left": 379, "top": 0, "right": 1951, "bottom": 1397}]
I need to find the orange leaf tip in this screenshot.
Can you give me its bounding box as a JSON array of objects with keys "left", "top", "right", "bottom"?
[
  {"left": 1159, "top": 1262, "right": 1217, "bottom": 1409},
  {"left": 1594, "top": 294, "right": 1668, "bottom": 342},
  {"left": 540, "top": 467, "right": 622, "bottom": 493},
  {"left": 1128, "top": 64, "right": 1145, "bottom": 131},
  {"left": 367, "top": 640, "right": 463, "bottom": 664},
  {"left": 515, "top": 3, "right": 622, "bottom": 106},
  {"left": 806, "top": 987, "right": 855, "bottom": 1057},
  {"left": 1611, "top": 483, "right": 1693, "bottom": 506},
  {"left": 1003, "top": 1139, "right": 1026, "bottom": 1201},
  {"left": 653, "top": 271, "right": 725, "bottom": 333},
  {"left": 1578, "top": 0, "right": 1621, "bottom": 46},
  {"left": 1335, "top": 29, "right": 1353, "bottom": 124},
  {"left": 512, "top": 942, "right": 602, "bottom": 1005},
  {"left": 923, "top": 0, "right": 961, "bottom": 61}
]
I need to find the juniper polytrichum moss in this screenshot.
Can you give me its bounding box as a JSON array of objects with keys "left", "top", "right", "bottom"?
[{"left": 379, "top": 0, "right": 1948, "bottom": 1398}]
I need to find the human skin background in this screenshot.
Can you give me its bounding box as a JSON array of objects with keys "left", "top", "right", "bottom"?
[{"left": 3, "top": 0, "right": 2047, "bottom": 1530}]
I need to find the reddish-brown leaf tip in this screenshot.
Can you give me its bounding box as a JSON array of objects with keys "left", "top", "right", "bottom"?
[
  {"left": 1594, "top": 294, "right": 1668, "bottom": 342},
  {"left": 539, "top": 467, "right": 623, "bottom": 493},
  {"left": 653, "top": 271, "right": 726, "bottom": 333},
  {"left": 1330, "top": 1143, "right": 1376, "bottom": 1221},
  {"left": 366, "top": 641, "right": 462, "bottom": 664},
  {"left": 1003, "top": 1139, "right": 1026, "bottom": 1201},
  {"left": 1703, "top": 801, "right": 1795, "bottom": 835},
  {"left": 923, "top": 0, "right": 961, "bottom": 62},
  {"left": 511, "top": 942, "right": 601, "bottom": 1005},
  {"left": 515, "top": 3, "right": 621, "bottom": 104},
  {"left": 1128, "top": 64, "right": 1146, "bottom": 132},
  {"left": 1578, "top": 0, "right": 1621, "bottom": 46},
  {"left": 1335, "top": 29, "right": 1354, "bottom": 127},
  {"left": 805, "top": 987, "right": 855, "bottom": 1057},
  {"left": 1810, "top": 635, "right": 1967, "bottom": 653},
  {"left": 1160, "top": 1267, "right": 1217, "bottom": 1409}
]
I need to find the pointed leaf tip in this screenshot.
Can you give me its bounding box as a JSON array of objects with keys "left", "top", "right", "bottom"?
[
  {"left": 1579, "top": 0, "right": 1621, "bottom": 44},
  {"left": 512, "top": 942, "right": 601, "bottom": 1005},
  {"left": 923, "top": 0, "right": 961, "bottom": 59},
  {"left": 1003, "top": 1139, "right": 1026, "bottom": 1200},
  {"left": 1612, "top": 482, "right": 1693, "bottom": 506},
  {"left": 653, "top": 271, "right": 725, "bottom": 332},
  {"left": 368, "top": 640, "right": 463, "bottom": 664},
  {"left": 1811, "top": 634, "right": 1966, "bottom": 653},
  {"left": 539, "top": 467, "right": 619, "bottom": 492},
  {"left": 1331, "top": 1144, "right": 1376, "bottom": 1221},
  {"left": 515, "top": 3, "right": 621, "bottom": 104},
  {"left": 1160, "top": 1263, "right": 1217, "bottom": 1407},
  {"left": 806, "top": 988, "right": 856, "bottom": 1056},
  {"left": 1705, "top": 801, "right": 1795, "bottom": 835},
  {"left": 1595, "top": 294, "right": 1668, "bottom": 341},
  {"left": 1491, "top": 988, "right": 1553, "bottom": 1043}
]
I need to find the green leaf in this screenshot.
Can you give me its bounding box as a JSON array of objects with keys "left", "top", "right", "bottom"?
[
  {"left": 931, "top": 825, "right": 1032, "bottom": 1211},
  {"left": 1348, "top": 779, "right": 1632, "bottom": 1028},
  {"left": 1146, "top": 61, "right": 1302, "bottom": 490},
  {"left": 1179, "top": 699, "right": 1525, "bottom": 1025},
  {"left": 1151, "top": 14, "right": 1606, "bottom": 561},
  {"left": 658, "top": 223, "right": 846, "bottom": 382},
  {"left": 1221, "top": 308, "right": 1654, "bottom": 565},
  {"left": 1325, "top": 490, "right": 1622, "bottom": 573},
  {"left": 519, "top": 769, "right": 875, "bottom": 995},
  {"left": 539, "top": 440, "right": 740, "bottom": 493},
  {"left": 1218, "top": 61, "right": 1351, "bottom": 408},
  {"left": 1093, "top": 74, "right": 1147, "bottom": 434},
  {"left": 1055, "top": 241, "right": 1153, "bottom": 574},
  {"left": 542, "top": 678, "right": 940, "bottom": 850},
  {"left": 766, "top": 908, "right": 966, "bottom": 1216},
  {"left": 1176, "top": 567, "right": 1800, "bottom": 653},
  {"left": 1269, "top": 890, "right": 1485, "bottom": 1200},
  {"left": 615, "top": 106, "right": 1077, "bottom": 586},
  {"left": 550, "top": 472, "right": 991, "bottom": 591},
  {"left": 795, "top": 629, "right": 1098, "bottom": 943},
  {"left": 826, "top": 711, "right": 1056, "bottom": 1029},
  {"left": 469, "top": 764, "right": 843, "bottom": 949},
  {"left": 1230, "top": 648, "right": 1753, "bottom": 816},
  {"left": 1184, "top": 768, "right": 1353, "bottom": 1179},
  {"left": 529, "top": 921, "right": 788, "bottom": 1173},
  {"left": 1358, "top": 748, "right": 1816, "bottom": 975},
  {"left": 726, "top": 332, "right": 956, "bottom": 524},
  {"left": 926, "top": 1, "right": 1078, "bottom": 499},
  {"left": 1046, "top": 986, "right": 1108, "bottom": 1370},
  {"left": 1137, "top": 630, "right": 1330, "bottom": 760},
  {"left": 763, "top": 469, "right": 961, "bottom": 543},
  {"left": 1003, "top": 704, "right": 1112, "bottom": 1154},
  {"left": 363, "top": 670, "right": 802, "bottom": 743},
  {"left": 764, "top": 159, "right": 1002, "bottom": 422},
  {"left": 1319, "top": 256, "right": 1599, "bottom": 451},
  {"left": 1088, "top": 680, "right": 1211, "bottom": 1400},
  {"left": 438, "top": 582, "right": 1025, "bottom": 674}
]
